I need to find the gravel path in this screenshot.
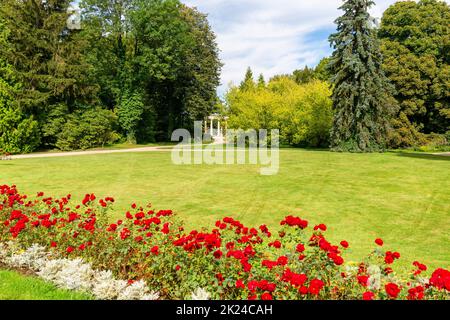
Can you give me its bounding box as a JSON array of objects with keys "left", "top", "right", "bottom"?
[{"left": 10, "top": 146, "right": 172, "bottom": 160}]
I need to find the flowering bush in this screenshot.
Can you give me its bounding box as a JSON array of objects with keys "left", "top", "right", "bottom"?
[{"left": 0, "top": 184, "right": 449, "bottom": 300}]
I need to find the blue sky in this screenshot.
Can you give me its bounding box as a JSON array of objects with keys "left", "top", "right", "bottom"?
[{"left": 182, "top": 0, "right": 416, "bottom": 94}]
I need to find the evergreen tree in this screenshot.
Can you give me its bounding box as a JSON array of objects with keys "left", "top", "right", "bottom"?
[
  {"left": 328, "top": 0, "right": 396, "bottom": 152},
  {"left": 257, "top": 74, "right": 266, "bottom": 88},
  {"left": 0, "top": 0, "right": 98, "bottom": 148},
  {"left": 0, "top": 21, "right": 40, "bottom": 153},
  {"left": 293, "top": 66, "right": 315, "bottom": 84},
  {"left": 240, "top": 67, "right": 255, "bottom": 91}
]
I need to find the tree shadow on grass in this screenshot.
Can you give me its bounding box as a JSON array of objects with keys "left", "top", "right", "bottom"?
[{"left": 396, "top": 152, "right": 450, "bottom": 162}]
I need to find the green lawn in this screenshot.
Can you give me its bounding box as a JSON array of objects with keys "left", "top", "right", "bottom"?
[
  {"left": 0, "top": 269, "right": 91, "bottom": 300},
  {"left": 0, "top": 149, "right": 449, "bottom": 270}
]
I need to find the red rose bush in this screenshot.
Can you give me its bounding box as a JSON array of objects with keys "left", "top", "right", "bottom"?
[{"left": 0, "top": 184, "right": 449, "bottom": 300}]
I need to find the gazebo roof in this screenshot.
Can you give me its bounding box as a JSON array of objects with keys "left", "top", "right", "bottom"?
[{"left": 207, "top": 114, "right": 228, "bottom": 120}]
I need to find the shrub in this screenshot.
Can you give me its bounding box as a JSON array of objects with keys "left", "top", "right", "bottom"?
[
  {"left": 0, "top": 184, "right": 449, "bottom": 300},
  {"left": 413, "top": 133, "right": 450, "bottom": 152},
  {"left": 55, "top": 107, "right": 119, "bottom": 151},
  {"left": 0, "top": 106, "right": 40, "bottom": 154}
]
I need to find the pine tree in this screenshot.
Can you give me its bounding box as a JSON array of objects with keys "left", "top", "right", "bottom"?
[
  {"left": 0, "top": 0, "right": 98, "bottom": 147},
  {"left": 239, "top": 67, "right": 255, "bottom": 91},
  {"left": 257, "top": 74, "right": 266, "bottom": 88},
  {"left": 328, "top": 0, "right": 396, "bottom": 152}
]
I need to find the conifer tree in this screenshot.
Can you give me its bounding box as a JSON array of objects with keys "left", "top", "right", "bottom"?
[
  {"left": 239, "top": 67, "right": 255, "bottom": 91},
  {"left": 257, "top": 74, "right": 266, "bottom": 88},
  {"left": 328, "top": 0, "right": 396, "bottom": 152}
]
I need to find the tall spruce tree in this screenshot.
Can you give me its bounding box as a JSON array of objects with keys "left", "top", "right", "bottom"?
[
  {"left": 328, "top": 0, "right": 396, "bottom": 152},
  {"left": 0, "top": 0, "right": 98, "bottom": 148}
]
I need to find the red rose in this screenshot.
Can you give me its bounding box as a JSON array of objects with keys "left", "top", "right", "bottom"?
[
  {"left": 375, "top": 238, "right": 384, "bottom": 246},
  {"left": 357, "top": 275, "right": 369, "bottom": 287},
  {"left": 236, "top": 279, "right": 245, "bottom": 289},
  {"left": 385, "top": 283, "right": 401, "bottom": 299},
  {"left": 261, "top": 293, "right": 273, "bottom": 300},
  {"left": 308, "top": 279, "right": 324, "bottom": 295},
  {"left": 299, "top": 286, "right": 308, "bottom": 295},
  {"left": 162, "top": 222, "right": 170, "bottom": 234},
  {"left": 314, "top": 224, "right": 327, "bottom": 231},
  {"left": 269, "top": 240, "right": 282, "bottom": 249},
  {"left": 408, "top": 286, "right": 424, "bottom": 300},
  {"left": 150, "top": 245, "right": 159, "bottom": 255},
  {"left": 66, "top": 246, "right": 74, "bottom": 253},
  {"left": 296, "top": 243, "right": 305, "bottom": 252},
  {"left": 362, "top": 292, "right": 375, "bottom": 300},
  {"left": 213, "top": 250, "right": 223, "bottom": 259},
  {"left": 340, "top": 240, "right": 349, "bottom": 248},
  {"left": 277, "top": 256, "right": 288, "bottom": 266},
  {"left": 429, "top": 268, "right": 450, "bottom": 290}
]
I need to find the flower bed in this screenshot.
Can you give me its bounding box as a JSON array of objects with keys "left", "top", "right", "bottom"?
[{"left": 0, "top": 184, "right": 449, "bottom": 300}]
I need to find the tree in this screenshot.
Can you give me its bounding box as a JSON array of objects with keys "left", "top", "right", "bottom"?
[
  {"left": 82, "top": 0, "right": 221, "bottom": 141},
  {"left": 292, "top": 58, "right": 332, "bottom": 85},
  {"left": 314, "top": 57, "right": 332, "bottom": 83},
  {"left": 80, "top": 0, "right": 134, "bottom": 110},
  {"left": 240, "top": 67, "right": 255, "bottom": 91},
  {"left": 118, "top": 91, "right": 145, "bottom": 144},
  {"left": 328, "top": 0, "right": 397, "bottom": 152},
  {"left": 0, "top": 0, "right": 99, "bottom": 149},
  {"left": 0, "top": 20, "right": 40, "bottom": 153},
  {"left": 378, "top": 0, "right": 450, "bottom": 148},
  {"left": 293, "top": 66, "right": 315, "bottom": 84},
  {"left": 226, "top": 76, "right": 333, "bottom": 148},
  {"left": 257, "top": 74, "right": 266, "bottom": 88},
  {"left": 179, "top": 5, "right": 222, "bottom": 130}
]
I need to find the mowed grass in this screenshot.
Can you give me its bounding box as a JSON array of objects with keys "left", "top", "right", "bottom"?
[
  {"left": 0, "top": 149, "right": 449, "bottom": 270},
  {"left": 0, "top": 269, "right": 91, "bottom": 300}
]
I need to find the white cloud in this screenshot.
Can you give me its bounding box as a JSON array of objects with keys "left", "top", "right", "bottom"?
[{"left": 182, "top": 0, "right": 437, "bottom": 95}]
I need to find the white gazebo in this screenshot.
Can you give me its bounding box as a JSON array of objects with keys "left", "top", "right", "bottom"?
[{"left": 204, "top": 114, "right": 228, "bottom": 143}]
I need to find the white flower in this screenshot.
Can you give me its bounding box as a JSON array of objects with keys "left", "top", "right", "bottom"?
[
  {"left": 5, "top": 244, "right": 49, "bottom": 270},
  {"left": 53, "top": 258, "right": 95, "bottom": 291},
  {"left": 92, "top": 271, "right": 127, "bottom": 300},
  {"left": 367, "top": 265, "right": 381, "bottom": 276},
  {"left": 38, "top": 259, "right": 66, "bottom": 281},
  {"left": 417, "top": 277, "right": 430, "bottom": 286},
  {"left": 1, "top": 242, "right": 158, "bottom": 301},
  {"left": 368, "top": 274, "right": 381, "bottom": 290},
  {"left": 118, "top": 280, "right": 151, "bottom": 300},
  {"left": 141, "top": 292, "right": 160, "bottom": 300},
  {"left": 344, "top": 265, "right": 359, "bottom": 275},
  {"left": 191, "top": 288, "right": 211, "bottom": 300}
]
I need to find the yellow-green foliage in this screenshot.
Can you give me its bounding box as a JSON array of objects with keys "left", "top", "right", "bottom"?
[{"left": 226, "top": 76, "right": 332, "bottom": 147}]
